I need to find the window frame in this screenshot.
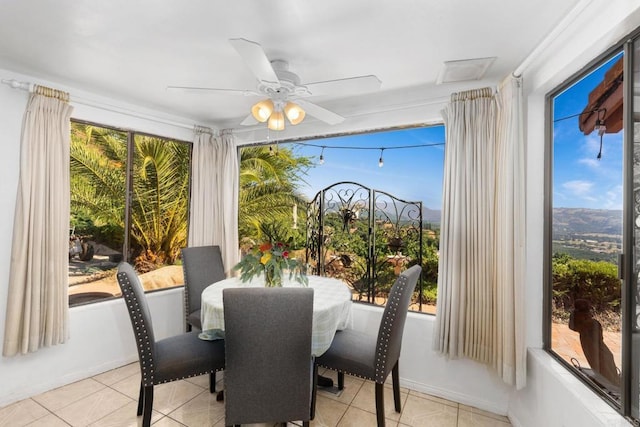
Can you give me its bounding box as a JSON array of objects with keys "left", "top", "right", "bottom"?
[
  {"left": 240, "top": 122, "right": 444, "bottom": 315},
  {"left": 543, "top": 29, "right": 640, "bottom": 420},
  {"left": 68, "top": 119, "right": 193, "bottom": 306}
]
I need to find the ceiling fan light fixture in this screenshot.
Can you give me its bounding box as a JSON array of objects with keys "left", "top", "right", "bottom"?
[
  {"left": 251, "top": 99, "right": 274, "bottom": 122},
  {"left": 268, "top": 110, "right": 285, "bottom": 131},
  {"left": 284, "top": 102, "right": 305, "bottom": 125}
]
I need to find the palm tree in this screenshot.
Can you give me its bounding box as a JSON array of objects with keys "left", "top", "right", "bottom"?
[
  {"left": 238, "top": 145, "right": 313, "bottom": 247},
  {"left": 70, "top": 123, "right": 190, "bottom": 270}
]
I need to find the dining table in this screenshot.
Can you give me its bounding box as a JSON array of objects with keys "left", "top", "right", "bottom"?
[{"left": 200, "top": 274, "right": 353, "bottom": 357}]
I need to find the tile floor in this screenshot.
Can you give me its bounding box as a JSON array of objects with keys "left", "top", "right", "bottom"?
[{"left": 0, "top": 363, "right": 512, "bottom": 426}]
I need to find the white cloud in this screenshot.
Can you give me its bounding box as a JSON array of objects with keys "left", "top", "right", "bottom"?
[
  {"left": 562, "top": 180, "right": 593, "bottom": 196},
  {"left": 577, "top": 157, "right": 600, "bottom": 169},
  {"left": 604, "top": 185, "right": 623, "bottom": 210}
]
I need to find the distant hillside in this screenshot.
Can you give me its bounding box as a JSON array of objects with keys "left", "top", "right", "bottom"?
[
  {"left": 553, "top": 208, "right": 621, "bottom": 236},
  {"left": 421, "top": 207, "right": 441, "bottom": 224}
]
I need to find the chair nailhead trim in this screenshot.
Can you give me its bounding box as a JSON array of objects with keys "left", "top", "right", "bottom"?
[{"left": 119, "top": 269, "right": 224, "bottom": 388}]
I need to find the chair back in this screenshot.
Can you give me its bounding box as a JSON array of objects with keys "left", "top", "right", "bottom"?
[
  {"left": 181, "top": 245, "right": 226, "bottom": 320},
  {"left": 223, "top": 287, "right": 314, "bottom": 425},
  {"left": 374, "top": 264, "right": 421, "bottom": 383},
  {"left": 116, "top": 262, "right": 157, "bottom": 386}
]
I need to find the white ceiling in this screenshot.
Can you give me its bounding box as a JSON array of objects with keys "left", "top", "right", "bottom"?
[{"left": 0, "top": 0, "right": 581, "bottom": 134}]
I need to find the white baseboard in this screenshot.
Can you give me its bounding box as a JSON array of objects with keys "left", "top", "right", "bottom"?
[
  {"left": 0, "top": 355, "right": 137, "bottom": 408},
  {"left": 400, "top": 376, "right": 508, "bottom": 416}
]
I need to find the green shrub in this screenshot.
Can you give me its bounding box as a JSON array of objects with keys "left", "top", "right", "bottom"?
[{"left": 552, "top": 252, "right": 620, "bottom": 313}]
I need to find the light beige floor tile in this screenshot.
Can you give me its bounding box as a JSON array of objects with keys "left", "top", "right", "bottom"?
[
  {"left": 408, "top": 390, "right": 458, "bottom": 408},
  {"left": 311, "top": 394, "right": 349, "bottom": 427},
  {"left": 25, "top": 413, "right": 70, "bottom": 426},
  {"left": 165, "top": 389, "right": 225, "bottom": 426},
  {"left": 336, "top": 406, "right": 395, "bottom": 427},
  {"left": 110, "top": 374, "right": 142, "bottom": 400},
  {"left": 398, "top": 394, "right": 458, "bottom": 427},
  {"left": 459, "top": 404, "right": 509, "bottom": 423},
  {"left": 316, "top": 372, "right": 365, "bottom": 406},
  {"left": 55, "top": 387, "right": 132, "bottom": 426},
  {"left": 87, "top": 401, "right": 162, "bottom": 427},
  {"left": 92, "top": 363, "right": 139, "bottom": 387},
  {"left": 149, "top": 381, "right": 206, "bottom": 416},
  {"left": 0, "top": 398, "right": 50, "bottom": 427},
  {"left": 457, "top": 408, "right": 511, "bottom": 427},
  {"left": 33, "top": 379, "right": 106, "bottom": 412},
  {"left": 349, "top": 381, "right": 407, "bottom": 422},
  {"left": 182, "top": 373, "right": 213, "bottom": 390},
  {"left": 150, "top": 417, "right": 185, "bottom": 427}
]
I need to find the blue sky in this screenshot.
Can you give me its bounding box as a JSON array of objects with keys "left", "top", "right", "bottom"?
[
  {"left": 282, "top": 125, "right": 446, "bottom": 210},
  {"left": 552, "top": 52, "right": 624, "bottom": 210},
  {"left": 279, "top": 51, "right": 623, "bottom": 213}
]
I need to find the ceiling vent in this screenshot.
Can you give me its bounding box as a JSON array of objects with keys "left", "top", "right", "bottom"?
[{"left": 436, "top": 57, "right": 496, "bottom": 84}]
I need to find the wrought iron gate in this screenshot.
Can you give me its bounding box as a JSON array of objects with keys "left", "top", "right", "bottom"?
[{"left": 306, "top": 181, "right": 423, "bottom": 307}]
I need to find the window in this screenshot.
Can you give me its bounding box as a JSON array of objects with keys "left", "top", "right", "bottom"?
[
  {"left": 545, "top": 36, "right": 640, "bottom": 419},
  {"left": 68, "top": 121, "right": 191, "bottom": 305},
  {"left": 238, "top": 125, "right": 444, "bottom": 313}
]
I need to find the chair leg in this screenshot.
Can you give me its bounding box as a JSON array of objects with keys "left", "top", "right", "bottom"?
[
  {"left": 392, "top": 362, "right": 401, "bottom": 412},
  {"left": 303, "top": 422, "right": 310, "bottom": 427},
  {"left": 210, "top": 371, "right": 216, "bottom": 393},
  {"left": 311, "top": 363, "right": 319, "bottom": 420},
  {"left": 375, "top": 382, "right": 386, "bottom": 427},
  {"left": 137, "top": 382, "right": 144, "bottom": 415},
  {"left": 338, "top": 371, "right": 345, "bottom": 390},
  {"left": 142, "top": 386, "right": 154, "bottom": 427}
]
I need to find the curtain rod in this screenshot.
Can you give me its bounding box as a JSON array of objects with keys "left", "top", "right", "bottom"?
[
  {"left": 1, "top": 78, "right": 205, "bottom": 132},
  {"left": 513, "top": 0, "right": 594, "bottom": 77}
]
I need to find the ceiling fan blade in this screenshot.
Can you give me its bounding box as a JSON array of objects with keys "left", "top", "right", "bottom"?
[
  {"left": 229, "top": 38, "right": 280, "bottom": 87},
  {"left": 240, "top": 114, "right": 258, "bottom": 126},
  {"left": 296, "top": 99, "right": 345, "bottom": 125},
  {"left": 304, "top": 75, "right": 382, "bottom": 97},
  {"left": 167, "top": 86, "right": 259, "bottom": 96}
]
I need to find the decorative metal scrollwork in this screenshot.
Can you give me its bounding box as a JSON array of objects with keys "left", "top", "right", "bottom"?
[{"left": 306, "top": 181, "right": 423, "bottom": 308}]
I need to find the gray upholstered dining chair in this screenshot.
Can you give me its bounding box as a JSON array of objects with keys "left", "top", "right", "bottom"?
[
  {"left": 181, "top": 245, "right": 226, "bottom": 332},
  {"left": 312, "top": 264, "right": 421, "bottom": 427},
  {"left": 223, "top": 287, "right": 315, "bottom": 427},
  {"left": 116, "top": 262, "right": 225, "bottom": 427}
]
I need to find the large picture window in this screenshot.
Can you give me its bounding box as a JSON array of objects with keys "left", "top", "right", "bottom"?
[
  {"left": 549, "top": 50, "right": 623, "bottom": 402},
  {"left": 546, "top": 43, "right": 640, "bottom": 417},
  {"left": 238, "top": 125, "right": 444, "bottom": 313},
  {"left": 68, "top": 121, "right": 191, "bottom": 305}
]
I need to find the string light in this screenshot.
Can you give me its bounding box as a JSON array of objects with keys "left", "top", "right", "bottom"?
[
  {"left": 290, "top": 141, "right": 444, "bottom": 168},
  {"left": 551, "top": 107, "right": 609, "bottom": 159},
  {"left": 596, "top": 109, "right": 606, "bottom": 160}
]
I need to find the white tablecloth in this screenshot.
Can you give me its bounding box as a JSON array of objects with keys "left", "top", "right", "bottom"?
[{"left": 200, "top": 275, "right": 353, "bottom": 356}]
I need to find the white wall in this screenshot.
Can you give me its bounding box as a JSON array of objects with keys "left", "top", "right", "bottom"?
[
  {"left": 0, "top": 70, "right": 192, "bottom": 406},
  {"left": 509, "top": 1, "right": 640, "bottom": 426},
  {"left": 3, "top": 2, "right": 640, "bottom": 423},
  {"left": 0, "top": 67, "right": 514, "bottom": 412},
  {"left": 355, "top": 305, "right": 511, "bottom": 415}
]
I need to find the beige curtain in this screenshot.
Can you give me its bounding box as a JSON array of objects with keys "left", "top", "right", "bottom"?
[
  {"left": 3, "top": 88, "right": 74, "bottom": 356},
  {"left": 494, "top": 76, "right": 526, "bottom": 388},
  {"left": 188, "top": 128, "right": 240, "bottom": 275},
  {"left": 434, "top": 81, "right": 526, "bottom": 388}
]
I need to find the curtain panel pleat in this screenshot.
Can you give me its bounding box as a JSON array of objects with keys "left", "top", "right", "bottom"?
[
  {"left": 434, "top": 80, "right": 525, "bottom": 388},
  {"left": 3, "top": 93, "right": 73, "bottom": 356},
  {"left": 188, "top": 129, "right": 239, "bottom": 275}
]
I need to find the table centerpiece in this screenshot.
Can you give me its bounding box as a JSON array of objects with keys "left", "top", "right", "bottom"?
[{"left": 233, "top": 241, "right": 308, "bottom": 287}]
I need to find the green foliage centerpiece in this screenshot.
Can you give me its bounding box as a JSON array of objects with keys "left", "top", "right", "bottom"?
[{"left": 234, "top": 242, "right": 308, "bottom": 287}]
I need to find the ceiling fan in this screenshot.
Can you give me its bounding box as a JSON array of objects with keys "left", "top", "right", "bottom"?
[{"left": 167, "top": 38, "right": 382, "bottom": 130}]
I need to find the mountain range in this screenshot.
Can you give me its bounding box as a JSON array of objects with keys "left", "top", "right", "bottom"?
[{"left": 552, "top": 207, "right": 622, "bottom": 236}]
